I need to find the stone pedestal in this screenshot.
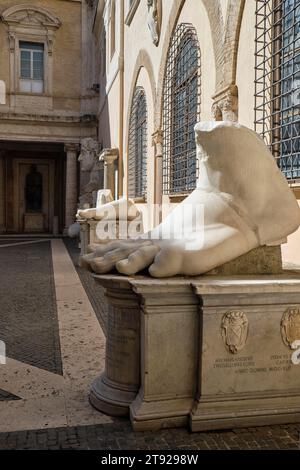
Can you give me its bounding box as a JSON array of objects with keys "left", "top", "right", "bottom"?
[
  {"left": 24, "top": 213, "right": 44, "bottom": 232},
  {"left": 90, "top": 277, "right": 141, "bottom": 416},
  {"left": 190, "top": 277, "right": 300, "bottom": 431},
  {"left": 91, "top": 271, "right": 300, "bottom": 431}
]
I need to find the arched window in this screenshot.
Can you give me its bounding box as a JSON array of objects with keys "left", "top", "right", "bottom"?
[
  {"left": 128, "top": 87, "right": 148, "bottom": 198},
  {"left": 255, "top": 0, "right": 300, "bottom": 181},
  {"left": 163, "top": 23, "right": 201, "bottom": 195}
]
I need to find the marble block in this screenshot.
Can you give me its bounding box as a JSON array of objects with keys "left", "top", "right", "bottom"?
[
  {"left": 206, "top": 245, "right": 283, "bottom": 275},
  {"left": 90, "top": 273, "right": 300, "bottom": 431}
]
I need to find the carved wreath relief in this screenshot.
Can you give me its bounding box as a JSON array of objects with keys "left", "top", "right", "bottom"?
[
  {"left": 221, "top": 310, "right": 249, "bottom": 354},
  {"left": 281, "top": 307, "right": 300, "bottom": 348}
]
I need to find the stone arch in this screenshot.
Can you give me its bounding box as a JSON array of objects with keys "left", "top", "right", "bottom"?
[
  {"left": 201, "top": 0, "right": 225, "bottom": 91},
  {"left": 224, "top": 0, "right": 246, "bottom": 86},
  {"left": 125, "top": 49, "right": 156, "bottom": 157},
  {"left": 124, "top": 50, "right": 156, "bottom": 199}
]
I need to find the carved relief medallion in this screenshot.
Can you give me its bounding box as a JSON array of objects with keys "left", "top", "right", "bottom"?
[
  {"left": 281, "top": 307, "right": 300, "bottom": 348},
  {"left": 221, "top": 310, "right": 249, "bottom": 354}
]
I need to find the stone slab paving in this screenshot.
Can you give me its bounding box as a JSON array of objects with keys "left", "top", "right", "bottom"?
[
  {"left": 0, "top": 238, "right": 112, "bottom": 433},
  {"left": 0, "top": 240, "right": 62, "bottom": 374},
  {"left": 64, "top": 238, "right": 108, "bottom": 334},
  {"left": 0, "top": 422, "right": 299, "bottom": 450}
]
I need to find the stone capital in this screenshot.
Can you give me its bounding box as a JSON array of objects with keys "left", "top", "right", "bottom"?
[
  {"left": 64, "top": 143, "right": 80, "bottom": 154},
  {"left": 152, "top": 129, "right": 163, "bottom": 157},
  {"left": 211, "top": 84, "right": 238, "bottom": 121},
  {"left": 152, "top": 129, "right": 163, "bottom": 146},
  {"left": 99, "top": 148, "right": 119, "bottom": 166}
]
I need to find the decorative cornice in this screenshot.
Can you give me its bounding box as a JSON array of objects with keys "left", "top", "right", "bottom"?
[
  {"left": 1, "top": 4, "right": 61, "bottom": 29},
  {"left": 0, "top": 112, "right": 97, "bottom": 125}
]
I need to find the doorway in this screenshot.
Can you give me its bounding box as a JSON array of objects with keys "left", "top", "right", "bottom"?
[{"left": 15, "top": 159, "right": 55, "bottom": 233}]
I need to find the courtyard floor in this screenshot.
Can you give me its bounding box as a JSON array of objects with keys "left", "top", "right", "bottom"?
[{"left": 0, "top": 237, "right": 299, "bottom": 450}]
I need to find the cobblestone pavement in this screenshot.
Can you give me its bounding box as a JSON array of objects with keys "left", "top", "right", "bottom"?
[
  {"left": 0, "top": 422, "right": 299, "bottom": 450},
  {"left": 0, "top": 237, "right": 300, "bottom": 450}
]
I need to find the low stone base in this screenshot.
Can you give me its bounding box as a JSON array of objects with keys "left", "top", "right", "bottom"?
[
  {"left": 90, "top": 374, "right": 137, "bottom": 417},
  {"left": 24, "top": 213, "right": 44, "bottom": 232},
  {"left": 206, "top": 245, "right": 282, "bottom": 275},
  {"left": 91, "top": 272, "right": 300, "bottom": 432}
]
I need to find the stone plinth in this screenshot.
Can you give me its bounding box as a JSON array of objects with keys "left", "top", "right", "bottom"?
[
  {"left": 206, "top": 245, "right": 282, "bottom": 275},
  {"left": 24, "top": 213, "right": 44, "bottom": 232},
  {"left": 89, "top": 276, "right": 141, "bottom": 416},
  {"left": 91, "top": 272, "right": 300, "bottom": 431}
]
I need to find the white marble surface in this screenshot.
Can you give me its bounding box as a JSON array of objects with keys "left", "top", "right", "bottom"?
[{"left": 84, "top": 122, "right": 300, "bottom": 277}]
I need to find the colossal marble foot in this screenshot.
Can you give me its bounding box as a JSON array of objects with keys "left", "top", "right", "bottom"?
[
  {"left": 82, "top": 122, "right": 300, "bottom": 278},
  {"left": 76, "top": 197, "right": 140, "bottom": 221}
]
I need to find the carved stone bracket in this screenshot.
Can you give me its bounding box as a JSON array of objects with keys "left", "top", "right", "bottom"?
[{"left": 8, "top": 32, "right": 15, "bottom": 52}]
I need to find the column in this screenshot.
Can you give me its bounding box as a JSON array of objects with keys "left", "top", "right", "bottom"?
[
  {"left": 99, "top": 148, "right": 119, "bottom": 198},
  {"left": 64, "top": 143, "right": 79, "bottom": 233}
]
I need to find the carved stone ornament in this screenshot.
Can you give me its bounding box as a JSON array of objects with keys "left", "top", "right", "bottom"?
[
  {"left": 221, "top": 310, "right": 249, "bottom": 354},
  {"left": 1, "top": 5, "right": 61, "bottom": 30},
  {"left": 281, "top": 307, "right": 300, "bottom": 348},
  {"left": 147, "top": 0, "right": 160, "bottom": 46}
]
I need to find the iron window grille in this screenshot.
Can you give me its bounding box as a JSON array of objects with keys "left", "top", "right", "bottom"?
[
  {"left": 128, "top": 86, "right": 148, "bottom": 199},
  {"left": 162, "top": 23, "right": 201, "bottom": 195},
  {"left": 255, "top": 0, "right": 300, "bottom": 182}
]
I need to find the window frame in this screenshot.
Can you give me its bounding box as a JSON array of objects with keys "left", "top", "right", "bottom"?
[
  {"left": 162, "top": 23, "right": 201, "bottom": 196},
  {"left": 19, "top": 41, "right": 45, "bottom": 94},
  {"left": 128, "top": 86, "right": 148, "bottom": 200}
]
